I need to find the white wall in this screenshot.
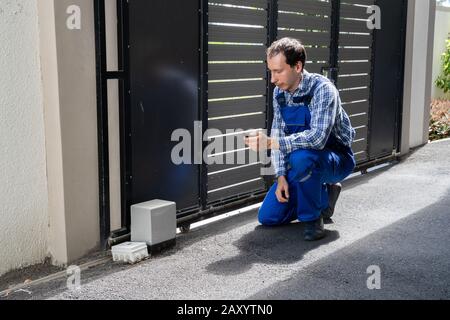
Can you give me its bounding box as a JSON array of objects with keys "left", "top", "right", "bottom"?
[
  {"left": 432, "top": 6, "right": 450, "bottom": 99},
  {"left": 409, "top": 0, "right": 434, "bottom": 147},
  {"left": 0, "top": 0, "right": 49, "bottom": 276}
]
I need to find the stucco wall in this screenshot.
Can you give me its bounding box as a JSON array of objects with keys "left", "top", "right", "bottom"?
[
  {"left": 409, "top": 0, "right": 435, "bottom": 147},
  {"left": 0, "top": 0, "right": 49, "bottom": 276}
]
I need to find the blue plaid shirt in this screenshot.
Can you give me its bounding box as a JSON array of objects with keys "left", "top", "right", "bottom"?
[{"left": 271, "top": 70, "right": 356, "bottom": 178}]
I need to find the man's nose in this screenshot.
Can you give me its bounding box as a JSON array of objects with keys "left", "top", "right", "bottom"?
[{"left": 271, "top": 74, "right": 277, "bottom": 84}]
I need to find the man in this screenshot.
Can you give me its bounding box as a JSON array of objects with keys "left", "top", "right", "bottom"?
[{"left": 245, "top": 37, "right": 356, "bottom": 241}]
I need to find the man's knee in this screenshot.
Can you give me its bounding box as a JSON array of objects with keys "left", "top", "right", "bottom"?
[{"left": 258, "top": 207, "right": 285, "bottom": 226}]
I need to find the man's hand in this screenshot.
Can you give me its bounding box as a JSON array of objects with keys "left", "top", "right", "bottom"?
[
  {"left": 244, "top": 131, "right": 279, "bottom": 151},
  {"left": 275, "top": 176, "right": 289, "bottom": 203}
]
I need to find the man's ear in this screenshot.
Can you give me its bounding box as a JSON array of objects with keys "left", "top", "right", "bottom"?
[{"left": 296, "top": 61, "right": 303, "bottom": 73}]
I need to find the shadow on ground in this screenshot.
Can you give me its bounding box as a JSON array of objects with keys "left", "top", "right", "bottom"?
[
  {"left": 205, "top": 223, "right": 339, "bottom": 275},
  {"left": 248, "top": 188, "right": 450, "bottom": 300}
]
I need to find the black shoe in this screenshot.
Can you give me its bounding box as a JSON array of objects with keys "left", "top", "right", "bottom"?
[
  {"left": 321, "top": 183, "right": 342, "bottom": 220},
  {"left": 303, "top": 216, "right": 326, "bottom": 241}
]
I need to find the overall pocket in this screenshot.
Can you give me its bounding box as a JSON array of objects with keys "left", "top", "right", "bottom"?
[{"left": 281, "top": 105, "right": 309, "bottom": 135}]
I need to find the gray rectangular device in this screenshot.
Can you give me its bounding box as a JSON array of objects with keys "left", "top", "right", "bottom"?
[{"left": 131, "top": 200, "right": 177, "bottom": 251}]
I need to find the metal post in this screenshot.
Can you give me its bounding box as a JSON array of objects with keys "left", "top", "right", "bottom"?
[
  {"left": 200, "top": 0, "right": 209, "bottom": 210},
  {"left": 329, "top": 0, "right": 341, "bottom": 84},
  {"left": 116, "top": 0, "right": 132, "bottom": 231},
  {"left": 265, "top": 0, "right": 278, "bottom": 189},
  {"left": 94, "top": 0, "right": 111, "bottom": 249}
]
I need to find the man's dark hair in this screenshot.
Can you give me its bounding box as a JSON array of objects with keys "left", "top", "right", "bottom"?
[{"left": 267, "top": 37, "right": 307, "bottom": 71}]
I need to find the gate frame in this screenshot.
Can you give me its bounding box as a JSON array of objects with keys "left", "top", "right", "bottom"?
[
  {"left": 94, "top": 0, "right": 408, "bottom": 244},
  {"left": 94, "top": 0, "right": 131, "bottom": 247}
]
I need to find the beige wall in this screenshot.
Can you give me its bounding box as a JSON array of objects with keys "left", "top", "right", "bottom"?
[
  {"left": 37, "top": 0, "right": 101, "bottom": 266},
  {"left": 412, "top": 0, "right": 435, "bottom": 147},
  {"left": 402, "top": 0, "right": 436, "bottom": 153},
  {"left": 54, "top": 0, "right": 100, "bottom": 261}
]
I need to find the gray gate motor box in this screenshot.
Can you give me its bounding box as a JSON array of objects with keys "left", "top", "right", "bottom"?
[{"left": 131, "top": 200, "right": 177, "bottom": 252}]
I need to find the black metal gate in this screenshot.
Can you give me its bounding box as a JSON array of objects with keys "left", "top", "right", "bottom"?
[
  {"left": 206, "top": 0, "right": 269, "bottom": 206},
  {"left": 94, "top": 0, "right": 407, "bottom": 244}
]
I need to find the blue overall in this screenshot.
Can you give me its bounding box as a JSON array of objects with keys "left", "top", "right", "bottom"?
[{"left": 258, "top": 79, "right": 356, "bottom": 224}]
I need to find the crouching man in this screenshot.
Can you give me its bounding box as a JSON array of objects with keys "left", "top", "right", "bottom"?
[{"left": 245, "top": 38, "right": 356, "bottom": 241}]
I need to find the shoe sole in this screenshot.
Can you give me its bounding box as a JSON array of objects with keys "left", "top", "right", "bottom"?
[
  {"left": 304, "top": 232, "right": 326, "bottom": 241},
  {"left": 322, "top": 183, "right": 342, "bottom": 219}
]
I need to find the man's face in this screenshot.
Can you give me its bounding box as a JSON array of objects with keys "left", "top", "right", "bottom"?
[{"left": 267, "top": 53, "right": 302, "bottom": 92}]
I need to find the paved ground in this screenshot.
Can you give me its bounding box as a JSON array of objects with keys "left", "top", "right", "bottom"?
[{"left": 2, "top": 139, "right": 450, "bottom": 300}]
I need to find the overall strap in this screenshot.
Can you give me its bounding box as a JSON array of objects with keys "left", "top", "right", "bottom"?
[
  {"left": 276, "top": 77, "right": 328, "bottom": 106},
  {"left": 275, "top": 91, "right": 286, "bottom": 107},
  {"left": 293, "top": 77, "right": 327, "bottom": 105}
]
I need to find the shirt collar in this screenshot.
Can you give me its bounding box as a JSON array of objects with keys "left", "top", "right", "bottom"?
[{"left": 283, "top": 70, "right": 311, "bottom": 97}]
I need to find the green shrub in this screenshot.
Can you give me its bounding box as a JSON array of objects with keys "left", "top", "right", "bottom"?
[{"left": 435, "top": 39, "right": 450, "bottom": 94}]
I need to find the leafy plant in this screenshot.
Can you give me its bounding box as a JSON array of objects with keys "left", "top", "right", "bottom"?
[{"left": 435, "top": 39, "right": 450, "bottom": 94}]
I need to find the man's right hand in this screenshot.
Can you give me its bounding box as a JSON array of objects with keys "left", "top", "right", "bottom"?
[{"left": 276, "top": 176, "right": 289, "bottom": 203}]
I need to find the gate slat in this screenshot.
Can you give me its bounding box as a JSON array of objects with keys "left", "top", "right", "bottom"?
[
  {"left": 278, "top": 0, "right": 331, "bottom": 16},
  {"left": 354, "top": 126, "right": 368, "bottom": 140},
  {"left": 342, "top": 101, "right": 370, "bottom": 116},
  {"left": 208, "top": 178, "right": 266, "bottom": 203},
  {"left": 339, "top": 48, "right": 372, "bottom": 61},
  {"left": 342, "top": 0, "right": 375, "bottom": 5},
  {"left": 277, "top": 29, "right": 330, "bottom": 46},
  {"left": 210, "top": 0, "right": 268, "bottom": 9},
  {"left": 209, "top": 44, "right": 266, "bottom": 61},
  {"left": 207, "top": 148, "right": 260, "bottom": 171},
  {"left": 305, "top": 47, "right": 330, "bottom": 62},
  {"left": 339, "top": 33, "right": 372, "bottom": 47},
  {"left": 337, "top": 75, "right": 370, "bottom": 89},
  {"left": 339, "top": 62, "right": 371, "bottom": 74},
  {"left": 349, "top": 113, "right": 369, "bottom": 128},
  {"left": 208, "top": 163, "right": 262, "bottom": 190},
  {"left": 209, "top": 113, "right": 266, "bottom": 132},
  {"left": 340, "top": 3, "right": 371, "bottom": 19},
  {"left": 305, "top": 63, "right": 326, "bottom": 74},
  {"left": 209, "top": 24, "right": 267, "bottom": 43},
  {"left": 209, "top": 160, "right": 262, "bottom": 175},
  {"left": 278, "top": 13, "right": 331, "bottom": 32},
  {"left": 209, "top": 80, "right": 267, "bottom": 100},
  {"left": 209, "top": 5, "right": 267, "bottom": 26},
  {"left": 340, "top": 19, "right": 372, "bottom": 33},
  {"left": 352, "top": 139, "right": 367, "bottom": 154},
  {"left": 339, "top": 88, "right": 370, "bottom": 102},
  {"left": 209, "top": 63, "right": 266, "bottom": 80},
  {"left": 209, "top": 96, "right": 266, "bottom": 118}
]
